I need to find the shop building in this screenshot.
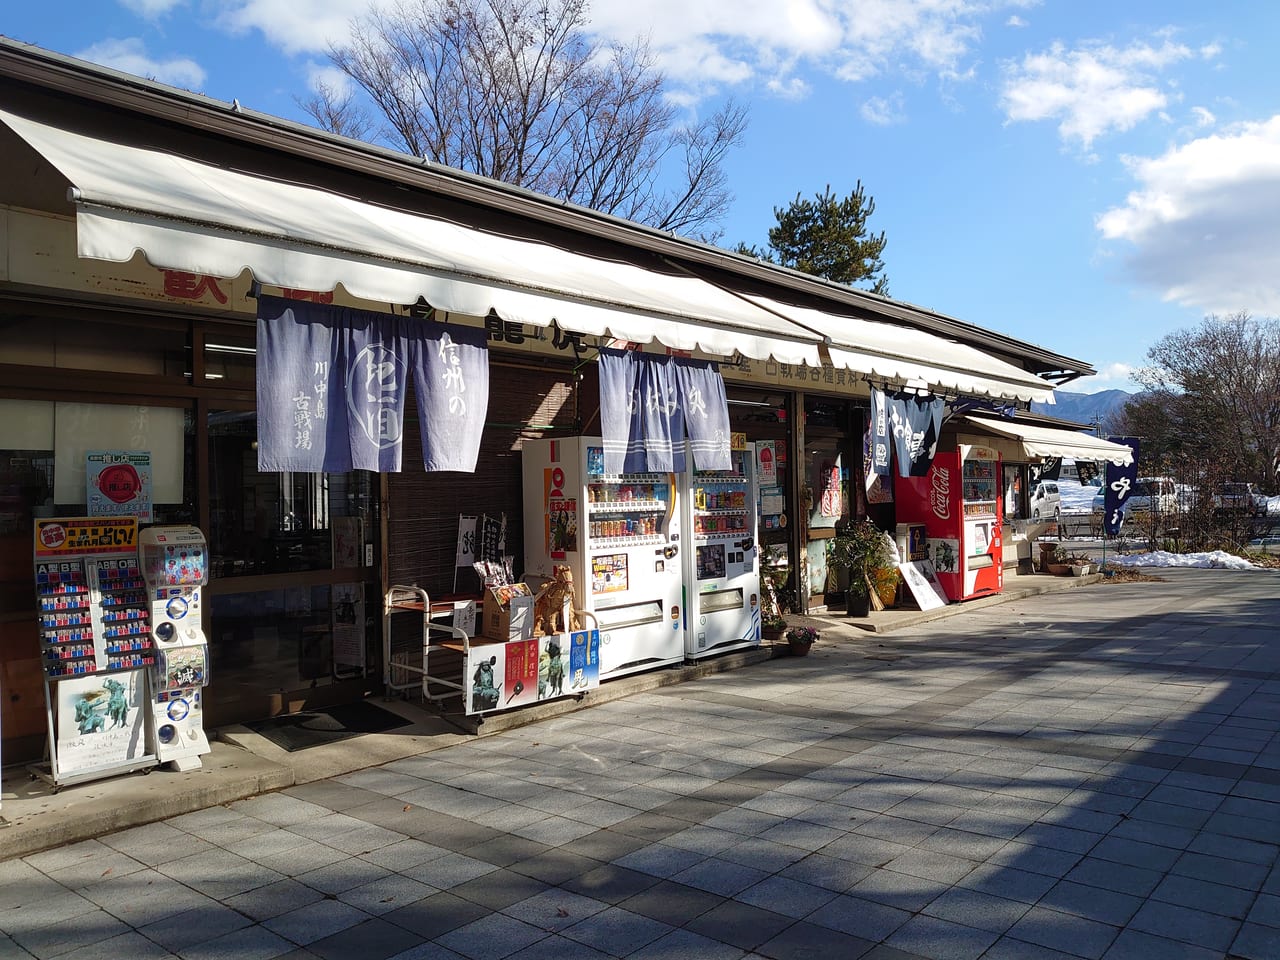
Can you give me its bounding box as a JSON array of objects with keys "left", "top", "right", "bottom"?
[{"left": 1, "top": 39, "right": 1108, "bottom": 765}]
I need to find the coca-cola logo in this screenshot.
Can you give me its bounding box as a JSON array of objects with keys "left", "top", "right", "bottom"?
[{"left": 931, "top": 468, "right": 951, "bottom": 520}]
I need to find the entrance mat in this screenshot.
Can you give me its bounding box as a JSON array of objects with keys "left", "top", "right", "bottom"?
[{"left": 245, "top": 701, "right": 412, "bottom": 752}]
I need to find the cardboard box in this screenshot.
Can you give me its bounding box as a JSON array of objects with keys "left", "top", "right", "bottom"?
[{"left": 482, "top": 582, "right": 535, "bottom": 641}]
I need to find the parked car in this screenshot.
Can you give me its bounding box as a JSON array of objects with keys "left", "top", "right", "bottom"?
[
  {"left": 1091, "top": 476, "right": 1180, "bottom": 531},
  {"left": 1029, "top": 480, "right": 1061, "bottom": 521},
  {"left": 1211, "top": 482, "right": 1268, "bottom": 516}
]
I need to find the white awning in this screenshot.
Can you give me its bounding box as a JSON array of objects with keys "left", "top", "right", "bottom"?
[
  {"left": 746, "top": 296, "right": 1056, "bottom": 404},
  {"left": 963, "top": 416, "right": 1134, "bottom": 465},
  {"left": 0, "top": 109, "right": 821, "bottom": 366}
]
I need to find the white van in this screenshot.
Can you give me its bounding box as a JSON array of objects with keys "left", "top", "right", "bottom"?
[{"left": 1029, "top": 481, "right": 1061, "bottom": 521}]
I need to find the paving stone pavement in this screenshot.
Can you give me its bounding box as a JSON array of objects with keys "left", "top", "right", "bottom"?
[{"left": 3, "top": 566, "right": 1280, "bottom": 960}]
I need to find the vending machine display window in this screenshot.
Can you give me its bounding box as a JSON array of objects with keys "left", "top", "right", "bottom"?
[{"left": 696, "top": 543, "right": 726, "bottom": 580}]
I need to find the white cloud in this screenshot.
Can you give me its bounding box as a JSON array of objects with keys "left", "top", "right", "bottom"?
[
  {"left": 861, "top": 92, "right": 906, "bottom": 125},
  {"left": 215, "top": 0, "right": 375, "bottom": 56},
  {"left": 74, "top": 37, "right": 206, "bottom": 89},
  {"left": 1191, "top": 105, "right": 1215, "bottom": 127},
  {"left": 1006, "top": 15, "right": 1027, "bottom": 28},
  {"left": 1070, "top": 362, "right": 1138, "bottom": 392},
  {"left": 213, "top": 0, "right": 1022, "bottom": 99},
  {"left": 118, "top": 0, "right": 185, "bottom": 17},
  {"left": 1097, "top": 115, "right": 1280, "bottom": 314},
  {"left": 999, "top": 36, "right": 1207, "bottom": 148}
]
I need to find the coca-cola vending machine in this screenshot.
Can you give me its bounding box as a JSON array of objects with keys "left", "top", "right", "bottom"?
[{"left": 897, "top": 444, "right": 1002, "bottom": 601}]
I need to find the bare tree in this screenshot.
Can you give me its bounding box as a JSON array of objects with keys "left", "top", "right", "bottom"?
[
  {"left": 303, "top": 0, "right": 747, "bottom": 241},
  {"left": 1113, "top": 312, "right": 1280, "bottom": 549}
]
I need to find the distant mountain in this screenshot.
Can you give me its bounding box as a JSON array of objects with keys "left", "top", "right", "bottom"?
[{"left": 1031, "top": 389, "right": 1134, "bottom": 427}]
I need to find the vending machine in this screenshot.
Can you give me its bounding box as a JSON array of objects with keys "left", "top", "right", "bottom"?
[
  {"left": 681, "top": 440, "right": 760, "bottom": 658},
  {"left": 522, "top": 437, "right": 684, "bottom": 679},
  {"left": 139, "top": 525, "right": 211, "bottom": 770},
  {"left": 32, "top": 516, "right": 157, "bottom": 786},
  {"left": 896, "top": 444, "right": 1003, "bottom": 601}
]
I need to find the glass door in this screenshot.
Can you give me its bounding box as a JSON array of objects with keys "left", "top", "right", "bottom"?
[{"left": 204, "top": 405, "right": 379, "bottom": 726}]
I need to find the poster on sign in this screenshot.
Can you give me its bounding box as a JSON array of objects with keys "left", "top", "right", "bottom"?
[
  {"left": 54, "top": 670, "right": 149, "bottom": 776},
  {"left": 86, "top": 451, "right": 152, "bottom": 522}
]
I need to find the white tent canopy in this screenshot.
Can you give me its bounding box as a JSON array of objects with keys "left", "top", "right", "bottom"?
[
  {"left": 747, "top": 296, "right": 1056, "bottom": 404},
  {"left": 0, "top": 109, "right": 820, "bottom": 366},
  {"left": 2, "top": 107, "right": 1058, "bottom": 403},
  {"left": 963, "top": 416, "right": 1134, "bottom": 465}
]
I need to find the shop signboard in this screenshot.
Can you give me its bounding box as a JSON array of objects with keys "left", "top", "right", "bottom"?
[{"left": 465, "top": 629, "right": 600, "bottom": 715}]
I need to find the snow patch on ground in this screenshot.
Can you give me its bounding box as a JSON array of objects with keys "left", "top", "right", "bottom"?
[{"left": 1105, "top": 550, "right": 1260, "bottom": 570}]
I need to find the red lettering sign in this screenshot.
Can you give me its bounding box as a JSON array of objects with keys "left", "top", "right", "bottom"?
[{"left": 162, "top": 270, "right": 228, "bottom": 304}]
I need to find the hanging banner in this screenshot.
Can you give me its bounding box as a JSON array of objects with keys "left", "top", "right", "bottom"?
[
  {"left": 598, "top": 349, "right": 730, "bottom": 474},
  {"left": 256, "top": 295, "right": 489, "bottom": 474},
  {"left": 869, "top": 388, "right": 892, "bottom": 477},
  {"left": 1075, "top": 460, "right": 1101, "bottom": 487},
  {"left": 1038, "top": 457, "right": 1063, "bottom": 482},
  {"left": 1102, "top": 437, "right": 1140, "bottom": 536},
  {"left": 887, "top": 391, "right": 944, "bottom": 477},
  {"left": 864, "top": 415, "right": 894, "bottom": 503}
]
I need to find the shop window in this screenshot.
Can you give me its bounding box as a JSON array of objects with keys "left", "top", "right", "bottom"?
[
  {"left": 203, "top": 337, "right": 255, "bottom": 385},
  {"left": 1004, "top": 464, "right": 1025, "bottom": 520},
  {"left": 208, "top": 409, "right": 375, "bottom": 578},
  {"left": 1, "top": 312, "right": 188, "bottom": 378},
  {"left": 208, "top": 581, "right": 370, "bottom": 706},
  {"left": 0, "top": 398, "right": 194, "bottom": 614}
]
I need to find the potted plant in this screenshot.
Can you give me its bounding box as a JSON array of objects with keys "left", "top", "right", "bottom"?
[
  {"left": 827, "top": 519, "right": 894, "bottom": 617},
  {"left": 762, "top": 613, "right": 787, "bottom": 642},
  {"left": 784, "top": 625, "right": 818, "bottom": 656}
]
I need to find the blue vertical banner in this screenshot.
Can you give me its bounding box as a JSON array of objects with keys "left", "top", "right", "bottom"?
[
  {"left": 1102, "top": 437, "right": 1140, "bottom": 536},
  {"left": 597, "top": 348, "right": 730, "bottom": 474},
  {"left": 256, "top": 296, "right": 488, "bottom": 473},
  {"left": 870, "top": 387, "right": 891, "bottom": 477}
]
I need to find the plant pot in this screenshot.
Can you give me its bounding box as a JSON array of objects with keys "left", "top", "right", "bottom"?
[
  {"left": 1069, "top": 563, "right": 1095, "bottom": 576},
  {"left": 1044, "top": 562, "right": 1071, "bottom": 576},
  {"left": 788, "top": 639, "right": 813, "bottom": 656},
  {"left": 762, "top": 626, "right": 785, "bottom": 642},
  {"left": 847, "top": 593, "right": 870, "bottom": 617}
]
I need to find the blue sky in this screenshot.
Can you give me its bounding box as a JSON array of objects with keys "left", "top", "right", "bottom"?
[{"left": 6, "top": 1, "right": 1278, "bottom": 394}]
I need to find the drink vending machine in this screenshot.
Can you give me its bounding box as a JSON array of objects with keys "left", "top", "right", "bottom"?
[
  {"left": 681, "top": 442, "right": 760, "bottom": 657},
  {"left": 139, "top": 525, "right": 212, "bottom": 770},
  {"left": 522, "top": 437, "right": 684, "bottom": 679},
  {"left": 896, "top": 444, "right": 1003, "bottom": 601}
]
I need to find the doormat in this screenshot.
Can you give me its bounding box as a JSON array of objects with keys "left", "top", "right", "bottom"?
[{"left": 245, "top": 701, "right": 412, "bottom": 752}]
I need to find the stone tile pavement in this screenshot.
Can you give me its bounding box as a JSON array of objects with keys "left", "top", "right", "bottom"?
[{"left": 3, "top": 566, "right": 1280, "bottom": 959}]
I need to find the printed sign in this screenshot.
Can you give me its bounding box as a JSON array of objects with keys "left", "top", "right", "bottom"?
[
  {"left": 54, "top": 670, "right": 150, "bottom": 775},
  {"left": 503, "top": 638, "right": 539, "bottom": 708},
  {"left": 86, "top": 451, "right": 153, "bottom": 522},
  {"left": 592, "top": 553, "right": 628, "bottom": 594},
  {"left": 899, "top": 560, "right": 949, "bottom": 610},
  {"left": 757, "top": 441, "right": 777, "bottom": 485},
  {"left": 35, "top": 517, "right": 138, "bottom": 558}
]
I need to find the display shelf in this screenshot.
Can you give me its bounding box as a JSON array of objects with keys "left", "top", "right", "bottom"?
[
  {"left": 588, "top": 499, "right": 666, "bottom": 512},
  {"left": 35, "top": 560, "right": 97, "bottom": 678},
  {"left": 383, "top": 584, "right": 473, "bottom": 706}
]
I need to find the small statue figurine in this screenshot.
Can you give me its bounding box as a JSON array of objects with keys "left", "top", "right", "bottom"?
[{"left": 533, "top": 564, "right": 581, "bottom": 636}]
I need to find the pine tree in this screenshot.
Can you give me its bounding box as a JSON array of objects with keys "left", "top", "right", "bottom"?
[{"left": 739, "top": 182, "right": 888, "bottom": 294}]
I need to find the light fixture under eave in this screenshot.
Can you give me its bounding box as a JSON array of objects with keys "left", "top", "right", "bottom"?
[
  {"left": 727, "top": 399, "right": 772, "bottom": 407},
  {"left": 206, "top": 343, "right": 257, "bottom": 356}
]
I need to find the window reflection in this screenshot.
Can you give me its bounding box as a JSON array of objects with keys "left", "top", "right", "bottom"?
[{"left": 208, "top": 410, "right": 373, "bottom": 577}]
